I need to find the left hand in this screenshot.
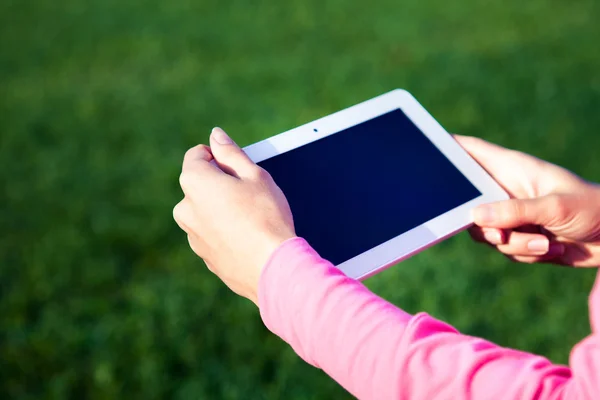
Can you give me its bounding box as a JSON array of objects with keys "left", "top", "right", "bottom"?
[
  {"left": 173, "top": 128, "right": 296, "bottom": 305},
  {"left": 456, "top": 135, "right": 600, "bottom": 267}
]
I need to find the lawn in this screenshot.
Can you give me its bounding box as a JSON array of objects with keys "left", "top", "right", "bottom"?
[{"left": 1, "top": 0, "right": 600, "bottom": 399}]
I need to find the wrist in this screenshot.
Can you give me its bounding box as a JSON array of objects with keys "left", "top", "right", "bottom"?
[{"left": 248, "top": 232, "right": 298, "bottom": 306}]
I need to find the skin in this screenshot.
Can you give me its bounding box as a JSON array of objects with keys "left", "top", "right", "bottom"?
[
  {"left": 173, "top": 128, "right": 295, "bottom": 305},
  {"left": 455, "top": 135, "right": 600, "bottom": 267},
  {"left": 173, "top": 128, "right": 600, "bottom": 304}
]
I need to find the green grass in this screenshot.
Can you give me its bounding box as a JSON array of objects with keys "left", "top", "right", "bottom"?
[{"left": 2, "top": 0, "right": 600, "bottom": 398}]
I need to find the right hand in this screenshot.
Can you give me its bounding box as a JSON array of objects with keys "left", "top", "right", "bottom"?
[
  {"left": 455, "top": 135, "right": 600, "bottom": 267},
  {"left": 173, "top": 128, "right": 296, "bottom": 305}
]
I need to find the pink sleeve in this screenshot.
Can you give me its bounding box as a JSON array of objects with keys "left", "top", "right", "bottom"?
[{"left": 258, "top": 237, "right": 600, "bottom": 400}]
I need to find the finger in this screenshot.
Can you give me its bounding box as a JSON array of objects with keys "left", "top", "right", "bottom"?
[
  {"left": 505, "top": 248, "right": 566, "bottom": 265},
  {"left": 183, "top": 144, "right": 214, "bottom": 170},
  {"left": 549, "top": 241, "right": 598, "bottom": 268},
  {"left": 472, "top": 195, "right": 570, "bottom": 229},
  {"left": 204, "top": 260, "right": 216, "bottom": 274},
  {"left": 469, "top": 226, "right": 506, "bottom": 245},
  {"left": 173, "top": 199, "right": 196, "bottom": 234},
  {"left": 179, "top": 144, "right": 230, "bottom": 195},
  {"left": 454, "top": 135, "right": 515, "bottom": 177},
  {"left": 187, "top": 234, "right": 206, "bottom": 258},
  {"left": 209, "top": 127, "right": 257, "bottom": 178},
  {"left": 496, "top": 232, "right": 565, "bottom": 257}
]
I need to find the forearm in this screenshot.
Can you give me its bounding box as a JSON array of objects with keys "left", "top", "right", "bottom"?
[{"left": 259, "top": 238, "right": 600, "bottom": 399}]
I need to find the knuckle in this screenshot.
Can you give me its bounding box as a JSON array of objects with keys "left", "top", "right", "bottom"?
[
  {"left": 172, "top": 202, "right": 182, "bottom": 221},
  {"left": 183, "top": 147, "right": 196, "bottom": 162},
  {"left": 173, "top": 201, "right": 188, "bottom": 227},
  {"left": 497, "top": 244, "right": 515, "bottom": 255},
  {"left": 184, "top": 144, "right": 210, "bottom": 162},
  {"left": 250, "top": 166, "right": 271, "bottom": 181},
  {"left": 179, "top": 172, "right": 191, "bottom": 189},
  {"left": 179, "top": 170, "right": 204, "bottom": 193}
]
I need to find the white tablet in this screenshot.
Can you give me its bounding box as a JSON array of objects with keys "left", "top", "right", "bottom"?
[{"left": 243, "top": 89, "right": 508, "bottom": 280}]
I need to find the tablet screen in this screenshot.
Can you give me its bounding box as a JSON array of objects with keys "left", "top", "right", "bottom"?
[{"left": 258, "top": 109, "right": 481, "bottom": 266}]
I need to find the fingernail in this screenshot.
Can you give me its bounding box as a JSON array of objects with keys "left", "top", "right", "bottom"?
[
  {"left": 211, "top": 127, "right": 233, "bottom": 145},
  {"left": 474, "top": 205, "right": 495, "bottom": 224},
  {"left": 547, "top": 242, "right": 565, "bottom": 257},
  {"left": 527, "top": 238, "right": 549, "bottom": 254},
  {"left": 483, "top": 230, "right": 503, "bottom": 245}
]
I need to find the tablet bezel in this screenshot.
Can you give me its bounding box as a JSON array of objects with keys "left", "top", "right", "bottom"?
[{"left": 243, "top": 89, "right": 508, "bottom": 280}]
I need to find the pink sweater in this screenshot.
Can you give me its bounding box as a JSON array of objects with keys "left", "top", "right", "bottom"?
[{"left": 258, "top": 237, "right": 600, "bottom": 399}]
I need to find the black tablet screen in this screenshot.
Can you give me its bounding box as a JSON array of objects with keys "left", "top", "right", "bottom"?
[{"left": 257, "top": 109, "right": 481, "bottom": 266}]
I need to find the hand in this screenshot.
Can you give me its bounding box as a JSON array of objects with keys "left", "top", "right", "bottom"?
[
  {"left": 455, "top": 135, "right": 600, "bottom": 267},
  {"left": 173, "top": 128, "right": 296, "bottom": 304}
]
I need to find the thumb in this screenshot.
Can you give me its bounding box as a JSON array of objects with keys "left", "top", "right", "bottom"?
[
  {"left": 209, "top": 127, "right": 256, "bottom": 178},
  {"left": 473, "top": 195, "right": 566, "bottom": 229}
]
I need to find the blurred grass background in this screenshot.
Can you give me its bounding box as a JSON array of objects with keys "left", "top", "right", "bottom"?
[{"left": 2, "top": 0, "right": 600, "bottom": 398}]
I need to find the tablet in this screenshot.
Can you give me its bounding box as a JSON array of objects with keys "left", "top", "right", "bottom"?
[{"left": 243, "top": 89, "right": 508, "bottom": 280}]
